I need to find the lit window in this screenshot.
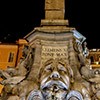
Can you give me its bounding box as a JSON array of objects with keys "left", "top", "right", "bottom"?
[{"left": 8, "top": 52, "right": 14, "bottom": 62}]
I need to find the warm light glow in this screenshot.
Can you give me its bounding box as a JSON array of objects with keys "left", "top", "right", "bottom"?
[{"left": 95, "top": 62, "right": 99, "bottom": 65}]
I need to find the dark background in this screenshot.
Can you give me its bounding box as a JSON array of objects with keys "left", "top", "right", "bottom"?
[{"left": 0, "top": 0, "right": 99, "bottom": 49}]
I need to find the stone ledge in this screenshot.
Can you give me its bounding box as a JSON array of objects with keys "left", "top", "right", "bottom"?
[{"left": 41, "top": 19, "right": 69, "bottom": 26}]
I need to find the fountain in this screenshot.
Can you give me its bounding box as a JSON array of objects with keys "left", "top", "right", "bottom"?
[{"left": 0, "top": 0, "right": 100, "bottom": 99}]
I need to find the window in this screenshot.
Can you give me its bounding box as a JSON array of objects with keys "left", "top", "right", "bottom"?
[{"left": 8, "top": 52, "right": 14, "bottom": 62}]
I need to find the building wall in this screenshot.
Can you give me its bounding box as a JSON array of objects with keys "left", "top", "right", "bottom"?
[
  {"left": 0, "top": 39, "right": 28, "bottom": 93},
  {"left": 0, "top": 44, "right": 18, "bottom": 70}
]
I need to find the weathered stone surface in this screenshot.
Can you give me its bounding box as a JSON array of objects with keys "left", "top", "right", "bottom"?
[
  {"left": 41, "top": 19, "right": 69, "bottom": 26},
  {"left": 45, "top": 0, "right": 64, "bottom": 10},
  {"left": 0, "top": 76, "right": 25, "bottom": 85},
  {"left": 7, "top": 95, "right": 20, "bottom": 100},
  {"left": 45, "top": 10, "right": 64, "bottom": 19},
  {"left": 45, "top": 0, "right": 64, "bottom": 19}
]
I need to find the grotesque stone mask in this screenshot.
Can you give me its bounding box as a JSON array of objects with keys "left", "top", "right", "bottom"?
[{"left": 39, "top": 59, "right": 73, "bottom": 99}]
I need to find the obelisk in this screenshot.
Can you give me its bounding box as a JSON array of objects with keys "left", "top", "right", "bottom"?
[
  {"left": 45, "top": 0, "right": 65, "bottom": 19},
  {"left": 40, "top": 0, "right": 71, "bottom": 29}
]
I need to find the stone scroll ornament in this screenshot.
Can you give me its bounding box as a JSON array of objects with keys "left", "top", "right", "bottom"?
[
  {"left": 27, "top": 90, "right": 44, "bottom": 100},
  {"left": 27, "top": 90, "right": 83, "bottom": 100},
  {"left": 66, "top": 90, "right": 83, "bottom": 100}
]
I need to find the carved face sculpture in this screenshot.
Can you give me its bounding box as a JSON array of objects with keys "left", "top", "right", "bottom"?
[{"left": 39, "top": 59, "right": 73, "bottom": 99}]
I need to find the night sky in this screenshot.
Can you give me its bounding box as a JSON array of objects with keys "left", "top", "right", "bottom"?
[{"left": 0, "top": 0, "right": 99, "bottom": 49}]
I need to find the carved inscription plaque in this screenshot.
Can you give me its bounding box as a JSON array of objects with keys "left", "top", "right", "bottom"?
[{"left": 41, "top": 46, "right": 68, "bottom": 61}]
